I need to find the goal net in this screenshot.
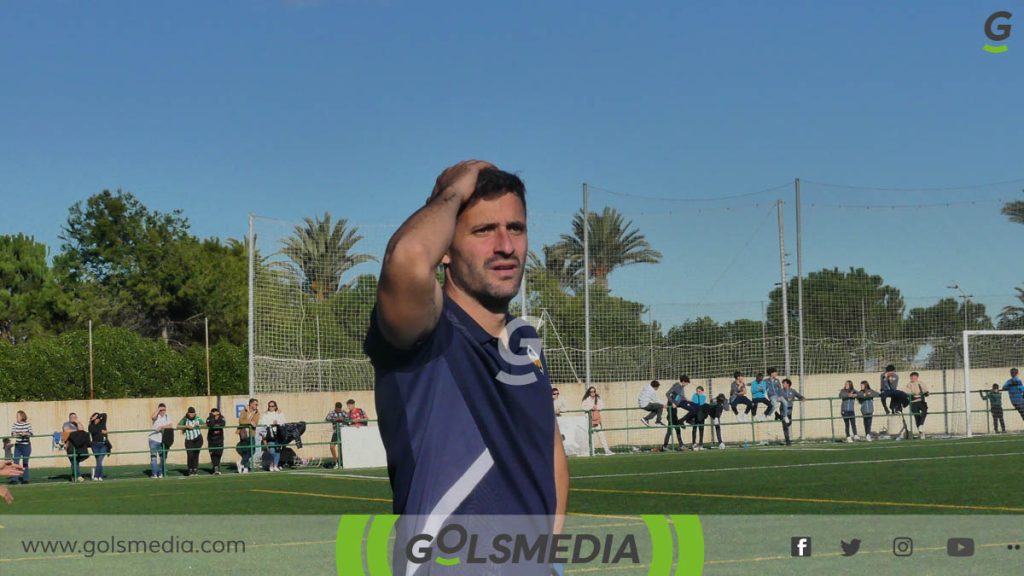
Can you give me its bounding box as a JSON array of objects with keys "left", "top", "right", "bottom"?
[{"left": 962, "top": 330, "right": 1024, "bottom": 437}]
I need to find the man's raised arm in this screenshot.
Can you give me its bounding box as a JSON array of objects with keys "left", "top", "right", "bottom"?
[{"left": 376, "top": 160, "right": 493, "bottom": 349}]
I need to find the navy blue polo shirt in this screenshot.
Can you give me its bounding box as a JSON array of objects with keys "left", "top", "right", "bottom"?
[{"left": 364, "top": 294, "right": 556, "bottom": 516}]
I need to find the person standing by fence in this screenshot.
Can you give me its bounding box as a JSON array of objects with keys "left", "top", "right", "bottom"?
[
  {"left": 178, "top": 407, "right": 205, "bottom": 477},
  {"left": 857, "top": 381, "right": 879, "bottom": 441},
  {"left": 581, "top": 387, "right": 613, "bottom": 456},
  {"left": 325, "top": 402, "right": 350, "bottom": 469},
  {"left": 237, "top": 398, "right": 260, "bottom": 474},
  {"left": 9, "top": 411, "right": 31, "bottom": 484},
  {"left": 1003, "top": 368, "right": 1024, "bottom": 422},
  {"left": 149, "top": 404, "right": 172, "bottom": 478},
  {"left": 839, "top": 381, "right": 860, "bottom": 442},
  {"left": 206, "top": 407, "right": 226, "bottom": 475},
  {"left": 88, "top": 413, "right": 109, "bottom": 481},
  {"left": 905, "top": 372, "right": 929, "bottom": 439},
  {"left": 980, "top": 384, "right": 1006, "bottom": 433}
]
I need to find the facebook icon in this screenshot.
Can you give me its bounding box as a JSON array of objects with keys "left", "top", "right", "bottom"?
[{"left": 791, "top": 536, "right": 813, "bottom": 557}]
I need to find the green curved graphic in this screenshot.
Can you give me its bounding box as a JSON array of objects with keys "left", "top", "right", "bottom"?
[
  {"left": 670, "top": 515, "right": 705, "bottom": 576},
  {"left": 336, "top": 515, "right": 371, "bottom": 576},
  {"left": 367, "top": 515, "right": 399, "bottom": 576},
  {"left": 641, "top": 515, "right": 673, "bottom": 576},
  {"left": 984, "top": 44, "right": 1008, "bottom": 53},
  {"left": 435, "top": 556, "right": 462, "bottom": 566}
]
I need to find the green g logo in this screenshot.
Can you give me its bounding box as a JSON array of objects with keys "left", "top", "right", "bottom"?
[{"left": 984, "top": 11, "right": 1012, "bottom": 53}]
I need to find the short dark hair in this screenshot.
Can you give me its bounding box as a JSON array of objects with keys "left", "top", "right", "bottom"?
[
  {"left": 910, "top": 371, "right": 919, "bottom": 377},
  {"left": 680, "top": 375, "right": 690, "bottom": 383},
  {"left": 335, "top": 402, "right": 343, "bottom": 409},
  {"left": 782, "top": 378, "right": 792, "bottom": 386},
  {"left": 767, "top": 367, "right": 777, "bottom": 375},
  {"left": 696, "top": 386, "right": 704, "bottom": 392},
  {"left": 886, "top": 364, "right": 896, "bottom": 372},
  {"left": 248, "top": 398, "right": 258, "bottom": 405},
  {"left": 346, "top": 399, "right": 356, "bottom": 405},
  {"left": 157, "top": 403, "right": 166, "bottom": 408},
  {"left": 651, "top": 380, "right": 660, "bottom": 388},
  {"left": 733, "top": 371, "right": 742, "bottom": 379},
  {"left": 755, "top": 372, "right": 764, "bottom": 380},
  {"left": 464, "top": 168, "right": 526, "bottom": 213}
]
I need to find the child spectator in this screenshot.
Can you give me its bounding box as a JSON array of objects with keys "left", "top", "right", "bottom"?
[
  {"left": 552, "top": 388, "right": 567, "bottom": 416},
  {"left": 709, "top": 394, "right": 728, "bottom": 449},
  {"left": 857, "top": 381, "right": 880, "bottom": 441},
  {"left": 661, "top": 377, "right": 688, "bottom": 450},
  {"left": 689, "top": 386, "right": 709, "bottom": 451},
  {"left": 638, "top": 380, "right": 664, "bottom": 426},
  {"left": 778, "top": 379, "right": 805, "bottom": 444},
  {"left": 729, "top": 371, "right": 753, "bottom": 421},
  {"left": 980, "top": 384, "right": 1006, "bottom": 433},
  {"left": 749, "top": 373, "right": 772, "bottom": 421},
  {"left": 839, "top": 381, "right": 860, "bottom": 442},
  {"left": 905, "top": 372, "right": 929, "bottom": 439},
  {"left": 346, "top": 399, "right": 367, "bottom": 427},
  {"left": 765, "top": 368, "right": 785, "bottom": 419},
  {"left": 1003, "top": 368, "right": 1024, "bottom": 422}
]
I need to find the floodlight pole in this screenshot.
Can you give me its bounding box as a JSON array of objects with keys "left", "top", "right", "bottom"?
[
  {"left": 205, "top": 316, "right": 211, "bottom": 396},
  {"left": 88, "top": 319, "right": 94, "bottom": 400},
  {"left": 583, "top": 183, "right": 592, "bottom": 388},
  {"left": 777, "top": 200, "right": 791, "bottom": 377},
  {"left": 247, "top": 213, "right": 256, "bottom": 398},
  {"left": 795, "top": 178, "right": 806, "bottom": 439}
]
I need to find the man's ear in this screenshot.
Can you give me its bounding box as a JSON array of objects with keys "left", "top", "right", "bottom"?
[{"left": 441, "top": 254, "right": 451, "bottom": 266}]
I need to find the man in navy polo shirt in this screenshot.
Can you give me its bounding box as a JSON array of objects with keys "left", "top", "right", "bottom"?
[{"left": 365, "top": 161, "right": 568, "bottom": 573}]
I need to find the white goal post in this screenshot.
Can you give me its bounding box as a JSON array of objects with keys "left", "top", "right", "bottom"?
[{"left": 962, "top": 329, "right": 1024, "bottom": 438}]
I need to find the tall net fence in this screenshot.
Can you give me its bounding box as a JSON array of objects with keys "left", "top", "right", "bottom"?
[{"left": 250, "top": 177, "right": 1024, "bottom": 440}]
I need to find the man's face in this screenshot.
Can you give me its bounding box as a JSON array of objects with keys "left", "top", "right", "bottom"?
[
  {"left": 910, "top": 374, "right": 918, "bottom": 382},
  {"left": 445, "top": 192, "right": 527, "bottom": 311}
]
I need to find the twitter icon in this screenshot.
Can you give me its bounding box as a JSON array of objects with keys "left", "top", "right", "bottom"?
[{"left": 841, "top": 539, "right": 862, "bottom": 557}]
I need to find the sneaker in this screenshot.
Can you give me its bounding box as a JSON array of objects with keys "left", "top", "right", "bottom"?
[
  {"left": 713, "top": 418, "right": 720, "bottom": 425},
  {"left": 846, "top": 436, "right": 853, "bottom": 443},
  {"left": 603, "top": 451, "right": 614, "bottom": 456},
  {"left": 214, "top": 470, "right": 221, "bottom": 476},
  {"left": 96, "top": 476, "right": 104, "bottom": 482},
  {"left": 718, "top": 442, "right": 725, "bottom": 449},
  {"left": 333, "top": 463, "right": 341, "bottom": 470},
  {"left": 893, "top": 435, "right": 902, "bottom": 442},
  {"left": 640, "top": 418, "right": 650, "bottom": 427},
  {"left": 866, "top": 435, "right": 873, "bottom": 442},
  {"left": 919, "top": 432, "right": 926, "bottom": 439},
  {"left": 76, "top": 476, "right": 85, "bottom": 482},
  {"left": 655, "top": 420, "right": 665, "bottom": 426},
  {"left": 854, "top": 435, "right": 862, "bottom": 441}
]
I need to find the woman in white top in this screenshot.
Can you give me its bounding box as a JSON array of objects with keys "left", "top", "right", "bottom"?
[
  {"left": 259, "top": 400, "right": 287, "bottom": 471},
  {"left": 581, "top": 387, "right": 613, "bottom": 456},
  {"left": 149, "top": 403, "right": 173, "bottom": 478}
]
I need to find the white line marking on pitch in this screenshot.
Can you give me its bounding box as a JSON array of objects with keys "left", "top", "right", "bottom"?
[
  {"left": 289, "top": 471, "right": 389, "bottom": 481},
  {"left": 572, "top": 450, "right": 1024, "bottom": 480}
]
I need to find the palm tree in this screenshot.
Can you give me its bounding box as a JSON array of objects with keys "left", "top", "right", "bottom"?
[
  {"left": 279, "top": 213, "right": 377, "bottom": 301},
  {"left": 998, "top": 286, "right": 1024, "bottom": 327},
  {"left": 547, "top": 207, "right": 662, "bottom": 290},
  {"left": 1002, "top": 200, "right": 1024, "bottom": 225}
]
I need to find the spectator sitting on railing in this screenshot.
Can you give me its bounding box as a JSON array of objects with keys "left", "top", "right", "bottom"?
[
  {"left": 65, "top": 428, "right": 91, "bottom": 482},
  {"left": 9, "top": 410, "right": 32, "bottom": 485},
  {"left": 765, "top": 368, "right": 785, "bottom": 420},
  {"left": 87, "top": 412, "right": 109, "bottom": 481},
  {"left": 149, "top": 403, "right": 173, "bottom": 479},
  {"left": 61, "top": 412, "right": 82, "bottom": 446},
  {"left": 661, "top": 376, "right": 688, "bottom": 450},
  {"left": 749, "top": 373, "right": 772, "bottom": 421},
  {"left": 857, "top": 381, "right": 880, "bottom": 441},
  {"left": 905, "top": 372, "right": 929, "bottom": 439},
  {"left": 980, "top": 384, "right": 1006, "bottom": 433},
  {"left": 839, "top": 381, "right": 861, "bottom": 442},
  {"left": 1003, "top": 368, "right": 1024, "bottom": 422},
  {"left": 581, "top": 386, "right": 613, "bottom": 456},
  {"left": 880, "top": 364, "right": 899, "bottom": 414},
  {"left": 638, "top": 380, "right": 664, "bottom": 426},
  {"left": 778, "top": 379, "right": 804, "bottom": 445},
  {"left": 686, "top": 386, "right": 710, "bottom": 451},
  {"left": 729, "top": 371, "right": 752, "bottom": 422},
  {"left": 346, "top": 399, "right": 367, "bottom": 427},
  {"left": 326, "top": 402, "right": 351, "bottom": 469},
  {"left": 207, "top": 407, "right": 226, "bottom": 476}
]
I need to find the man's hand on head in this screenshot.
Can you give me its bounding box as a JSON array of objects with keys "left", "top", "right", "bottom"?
[{"left": 428, "top": 160, "right": 496, "bottom": 205}]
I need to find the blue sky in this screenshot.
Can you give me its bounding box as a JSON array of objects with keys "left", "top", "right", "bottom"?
[{"left": 2, "top": 1, "right": 1021, "bottom": 325}]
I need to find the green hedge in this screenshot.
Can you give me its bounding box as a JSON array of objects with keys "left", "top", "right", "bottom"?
[{"left": 0, "top": 327, "right": 247, "bottom": 401}]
